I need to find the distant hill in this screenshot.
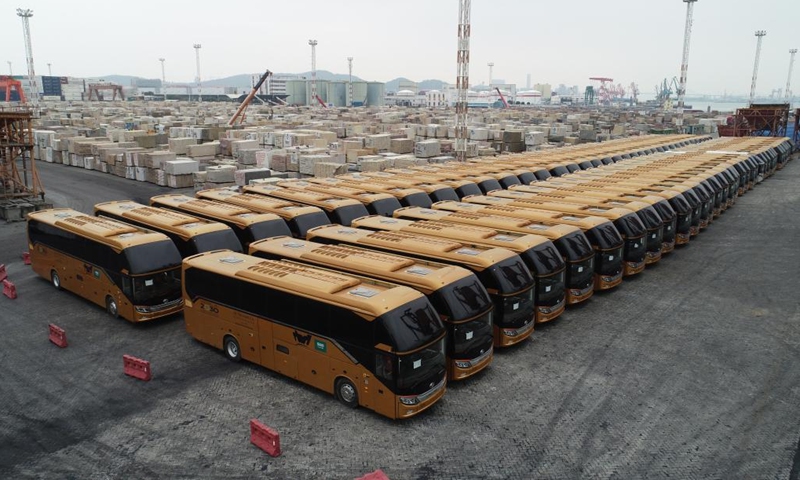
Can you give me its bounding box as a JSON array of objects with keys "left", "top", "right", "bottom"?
[{"left": 99, "top": 73, "right": 449, "bottom": 92}]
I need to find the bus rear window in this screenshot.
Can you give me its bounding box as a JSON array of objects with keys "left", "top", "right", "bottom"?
[
  {"left": 369, "top": 198, "right": 402, "bottom": 217},
  {"left": 379, "top": 298, "right": 445, "bottom": 352},
  {"left": 456, "top": 184, "right": 482, "bottom": 198},
  {"left": 291, "top": 212, "right": 331, "bottom": 237},
  {"left": 125, "top": 240, "right": 182, "bottom": 274},
  {"left": 478, "top": 179, "right": 503, "bottom": 193},
  {"left": 248, "top": 219, "right": 292, "bottom": 243},
  {"left": 430, "top": 188, "right": 459, "bottom": 203},
  {"left": 404, "top": 192, "right": 433, "bottom": 208},
  {"left": 334, "top": 204, "right": 370, "bottom": 226},
  {"left": 192, "top": 230, "right": 243, "bottom": 254}
]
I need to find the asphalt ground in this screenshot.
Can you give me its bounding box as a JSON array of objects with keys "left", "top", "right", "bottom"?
[{"left": 1, "top": 158, "right": 799, "bottom": 479}]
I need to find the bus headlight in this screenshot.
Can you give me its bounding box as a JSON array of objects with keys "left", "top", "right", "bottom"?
[
  {"left": 502, "top": 328, "right": 519, "bottom": 337},
  {"left": 399, "top": 396, "right": 419, "bottom": 406},
  {"left": 454, "top": 360, "right": 471, "bottom": 369}
]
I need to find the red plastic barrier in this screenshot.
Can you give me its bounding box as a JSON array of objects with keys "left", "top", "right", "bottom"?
[
  {"left": 355, "top": 470, "right": 390, "bottom": 480},
  {"left": 0, "top": 264, "right": 6, "bottom": 282},
  {"left": 22, "top": 252, "right": 30, "bottom": 265},
  {"left": 2, "top": 279, "right": 17, "bottom": 299},
  {"left": 48, "top": 324, "right": 68, "bottom": 348},
  {"left": 123, "top": 355, "right": 152, "bottom": 381},
  {"left": 250, "top": 419, "right": 281, "bottom": 457}
]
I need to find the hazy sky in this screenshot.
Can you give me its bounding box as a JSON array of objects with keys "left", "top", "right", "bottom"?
[{"left": 2, "top": 0, "right": 798, "bottom": 96}]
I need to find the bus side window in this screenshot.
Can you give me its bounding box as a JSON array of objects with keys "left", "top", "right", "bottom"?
[{"left": 375, "top": 353, "right": 393, "bottom": 383}]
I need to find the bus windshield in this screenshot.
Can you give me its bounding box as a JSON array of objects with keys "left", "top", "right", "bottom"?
[
  {"left": 332, "top": 204, "right": 370, "bottom": 226},
  {"left": 125, "top": 240, "right": 182, "bottom": 274},
  {"left": 131, "top": 269, "right": 181, "bottom": 306},
  {"left": 491, "top": 256, "right": 535, "bottom": 294},
  {"left": 554, "top": 231, "right": 594, "bottom": 260},
  {"left": 379, "top": 297, "right": 446, "bottom": 353},
  {"left": 524, "top": 243, "right": 566, "bottom": 275},
  {"left": 192, "top": 230, "right": 243, "bottom": 253},
  {"left": 585, "top": 224, "right": 623, "bottom": 250},
  {"left": 614, "top": 214, "right": 647, "bottom": 237},
  {"left": 433, "top": 276, "right": 492, "bottom": 322},
  {"left": 395, "top": 337, "right": 446, "bottom": 396},
  {"left": 639, "top": 206, "right": 663, "bottom": 228}
]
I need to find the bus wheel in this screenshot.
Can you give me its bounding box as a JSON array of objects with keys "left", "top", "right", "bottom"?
[
  {"left": 51, "top": 271, "right": 62, "bottom": 290},
  {"left": 106, "top": 296, "right": 119, "bottom": 319},
  {"left": 335, "top": 378, "right": 358, "bottom": 409},
  {"left": 223, "top": 336, "right": 241, "bottom": 362}
]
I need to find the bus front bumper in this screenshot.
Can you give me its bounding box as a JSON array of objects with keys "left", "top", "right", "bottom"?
[
  {"left": 567, "top": 284, "right": 594, "bottom": 304},
  {"left": 535, "top": 299, "right": 565, "bottom": 323},
  {"left": 645, "top": 250, "right": 662, "bottom": 265},
  {"left": 624, "top": 261, "right": 646, "bottom": 276},
  {"left": 661, "top": 241, "right": 676, "bottom": 254},
  {"left": 595, "top": 272, "right": 623, "bottom": 291},
  {"left": 450, "top": 347, "right": 494, "bottom": 381},
  {"left": 494, "top": 321, "right": 535, "bottom": 348},
  {"left": 397, "top": 377, "right": 447, "bottom": 419}
]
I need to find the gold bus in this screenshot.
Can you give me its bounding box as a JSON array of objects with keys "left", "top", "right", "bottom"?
[
  {"left": 94, "top": 201, "right": 242, "bottom": 257},
  {"left": 243, "top": 184, "right": 370, "bottom": 227},
  {"left": 342, "top": 173, "right": 460, "bottom": 203},
  {"left": 314, "top": 176, "right": 434, "bottom": 208},
  {"left": 391, "top": 206, "right": 596, "bottom": 305},
  {"left": 493, "top": 189, "right": 665, "bottom": 264},
  {"left": 276, "top": 180, "right": 402, "bottom": 217},
  {"left": 182, "top": 251, "right": 447, "bottom": 420},
  {"left": 461, "top": 196, "right": 646, "bottom": 276},
  {"left": 28, "top": 208, "right": 183, "bottom": 321},
  {"left": 249, "top": 238, "right": 494, "bottom": 380},
  {"left": 149, "top": 194, "right": 292, "bottom": 249},
  {"left": 350, "top": 215, "right": 567, "bottom": 323},
  {"left": 305, "top": 225, "right": 537, "bottom": 347},
  {"left": 194, "top": 189, "right": 330, "bottom": 238}
]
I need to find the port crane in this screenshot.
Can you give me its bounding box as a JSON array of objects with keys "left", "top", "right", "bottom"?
[
  {"left": 495, "top": 87, "right": 509, "bottom": 108},
  {"left": 228, "top": 70, "right": 272, "bottom": 126},
  {"left": 87, "top": 82, "right": 124, "bottom": 101},
  {"left": 0, "top": 76, "right": 26, "bottom": 103}
]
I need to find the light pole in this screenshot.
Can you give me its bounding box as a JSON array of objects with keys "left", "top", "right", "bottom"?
[
  {"left": 17, "top": 8, "right": 39, "bottom": 110},
  {"left": 786, "top": 49, "right": 797, "bottom": 104},
  {"left": 347, "top": 57, "right": 353, "bottom": 107},
  {"left": 487, "top": 62, "right": 494, "bottom": 86},
  {"left": 193, "top": 44, "right": 202, "bottom": 102},
  {"left": 47, "top": 63, "right": 51, "bottom": 76},
  {"left": 159, "top": 57, "right": 166, "bottom": 100},
  {"left": 309, "top": 40, "right": 318, "bottom": 107},
  {"left": 749, "top": 30, "right": 766, "bottom": 105}
]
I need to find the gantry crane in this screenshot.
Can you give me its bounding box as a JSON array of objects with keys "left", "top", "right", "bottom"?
[
  {"left": 87, "top": 82, "right": 124, "bottom": 101},
  {"left": 0, "top": 76, "right": 26, "bottom": 103}
]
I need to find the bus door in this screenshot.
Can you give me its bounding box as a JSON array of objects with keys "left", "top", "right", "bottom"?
[
  {"left": 272, "top": 325, "right": 299, "bottom": 379},
  {"left": 256, "top": 320, "right": 276, "bottom": 371},
  {"left": 295, "top": 332, "right": 332, "bottom": 393}
]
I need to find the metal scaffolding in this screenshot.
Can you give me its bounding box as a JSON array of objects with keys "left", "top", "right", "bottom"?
[
  {"left": 0, "top": 108, "right": 44, "bottom": 200},
  {"left": 454, "top": 0, "right": 471, "bottom": 162}
]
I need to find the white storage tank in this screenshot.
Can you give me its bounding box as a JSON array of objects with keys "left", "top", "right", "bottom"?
[
  {"left": 327, "top": 81, "right": 347, "bottom": 107},
  {"left": 351, "top": 81, "right": 368, "bottom": 106},
  {"left": 366, "top": 82, "right": 385, "bottom": 106},
  {"left": 285, "top": 80, "right": 308, "bottom": 105}
]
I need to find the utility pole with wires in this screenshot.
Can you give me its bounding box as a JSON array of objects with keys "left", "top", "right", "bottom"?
[{"left": 455, "top": 0, "right": 471, "bottom": 162}]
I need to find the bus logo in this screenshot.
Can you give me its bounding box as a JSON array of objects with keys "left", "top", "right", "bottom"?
[
  {"left": 314, "top": 340, "right": 327, "bottom": 353},
  {"left": 293, "top": 330, "right": 312, "bottom": 346},
  {"left": 200, "top": 302, "right": 219, "bottom": 314}
]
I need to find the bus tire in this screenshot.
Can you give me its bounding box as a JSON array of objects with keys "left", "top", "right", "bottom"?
[
  {"left": 335, "top": 377, "right": 358, "bottom": 409},
  {"left": 106, "top": 296, "right": 119, "bottom": 319},
  {"left": 51, "top": 270, "right": 62, "bottom": 290},
  {"left": 223, "top": 336, "right": 241, "bottom": 362}
]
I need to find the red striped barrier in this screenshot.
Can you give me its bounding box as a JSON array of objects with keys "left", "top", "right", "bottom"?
[
  {"left": 123, "top": 355, "right": 152, "bottom": 381},
  {"left": 2, "top": 279, "right": 17, "bottom": 299},
  {"left": 22, "top": 252, "right": 30, "bottom": 265},
  {"left": 250, "top": 419, "right": 281, "bottom": 457},
  {"left": 0, "top": 264, "right": 6, "bottom": 282},
  {"left": 355, "top": 470, "right": 390, "bottom": 480},
  {"left": 48, "top": 324, "right": 68, "bottom": 348}
]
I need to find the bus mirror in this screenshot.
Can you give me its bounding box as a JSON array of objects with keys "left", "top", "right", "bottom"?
[{"left": 375, "top": 343, "right": 393, "bottom": 353}]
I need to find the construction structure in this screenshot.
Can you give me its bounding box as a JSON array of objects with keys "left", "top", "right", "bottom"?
[
  {"left": 786, "top": 49, "right": 797, "bottom": 103},
  {"left": 749, "top": 31, "right": 766, "bottom": 105},
  {"left": 17, "top": 8, "right": 39, "bottom": 112},
  {"left": 0, "top": 76, "right": 26, "bottom": 103},
  {"left": 718, "top": 104, "right": 790, "bottom": 138},
  {"left": 0, "top": 108, "right": 47, "bottom": 220},
  {"left": 454, "top": 0, "right": 471, "bottom": 162},
  {"left": 309, "top": 40, "right": 318, "bottom": 107},
  {"left": 676, "top": 0, "right": 698, "bottom": 132},
  {"left": 193, "top": 44, "right": 202, "bottom": 102},
  {"left": 87, "top": 83, "right": 124, "bottom": 101}
]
